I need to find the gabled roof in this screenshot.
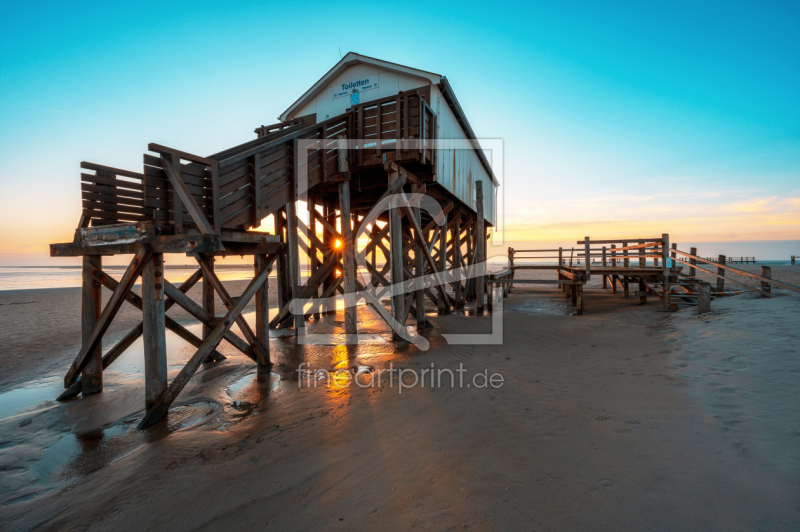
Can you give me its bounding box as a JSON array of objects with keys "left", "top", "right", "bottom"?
[
  {"left": 279, "top": 53, "right": 498, "bottom": 187},
  {"left": 278, "top": 52, "right": 442, "bottom": 122}
]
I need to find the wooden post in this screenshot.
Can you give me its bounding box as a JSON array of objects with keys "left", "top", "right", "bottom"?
[
  {"left": 81, "top": 255, "right": 103, "bottom": 395},
  {"left": 389, "top": 177, "right": 404, "bottom": 339},
  {"left": 339, "top": 180, "right": 358, "bottom": 335},
  {"left": 411, "top": 188, "right": 426, "bottom": 328},
  {"left": 638, "top": 279, "right": 647, "bottom": 305},
  {"left": 623, "top": 241, "right": 629, "bottom": 268},
  {"left": 286, "top": 200, "right": 302, "bottom": 331},
  {"left": 273, "top": 208, "right": 290, "bottom": 327},
  {"left": 760, "top": 266, "right": 772, "bottom": 295},
  {"left": 475, "top": 182, "right": 485, "bottom": 313},
  {"left": 689, "top": 247, "right": 697, "bottom": 277},
  {"left": 308, "top": 195, "right": 320, "bottom": 320},
  {"left": 697, "top": 282, "right": 711, "bottom": 314},
  {"left": 791, "top": 255, "right": 796, "bottom": 266},
  {"left": 438, "top": 211, "right": 448, "bottom": 315},
  {"left": 716, "top": 254, "right": 726, "bottom": 293},
  {"left": 622, "top": 277, "right": 629, "bottom": 298},
  {"left": 576, "top": 284, "right": 584, "bottom": 314},
  {"left": 602, "top": 246, "right": 607, "bottom": 288},
  {"left": 453, "top": 212, "right": 464, "bottom": 308},
  {"left": 255, "top": 254, "right": 271, "bottom": 372},
  {"left": 584, "top": 236, "right": 590, "bottom": 280},
  {"left": 322, "top": 203, "right": 335, "bottom": 316},
  {"left": 662, "top": 234, "right": 671, "bottom": 309},
  {"left": 200, "top": 255, "right": 215, "bottom": 342},
  {"left": 508, "top": 246, "right": 515, "bottom": 295},
  {"left": 142, "top": 253, "right": 167, "bottom": 410},
  {"left": 639, "top": 239, "right": 645, "bottom": 268}
]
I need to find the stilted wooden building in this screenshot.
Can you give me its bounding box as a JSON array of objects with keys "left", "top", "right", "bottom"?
[{"left": 50, "top": 53, "right": 499, "bottom": 427}]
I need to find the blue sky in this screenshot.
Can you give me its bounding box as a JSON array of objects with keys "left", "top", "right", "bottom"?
[{"left": 1, "top": 0, "right": 798, "bottom": 264}]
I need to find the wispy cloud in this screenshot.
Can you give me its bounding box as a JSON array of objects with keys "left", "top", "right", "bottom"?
[{"left": 25, "top": 106, "right": 70, "bottom": 114}]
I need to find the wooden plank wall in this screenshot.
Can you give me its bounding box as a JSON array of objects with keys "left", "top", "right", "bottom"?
[
  {"left": 142, "top": 155, "right": 215, "bottom": 227},
  {"left": 81, "top": 162, "right": 151, "bottom": 226}
]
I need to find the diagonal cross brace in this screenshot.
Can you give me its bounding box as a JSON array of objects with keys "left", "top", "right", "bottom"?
[
  {"left": 64, "top": 246, "right": 152, "bottom": 388},
  {"left": 138, "top": 264, "right": 271, "bottom": 429}
]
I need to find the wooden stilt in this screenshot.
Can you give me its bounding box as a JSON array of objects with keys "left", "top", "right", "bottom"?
[
  {"left": 255, "top": 254, "right": 271, "bottom": 372},
  {"left": 662, "top": 234, "right": 671, "bottom": 309},
  {"left": 286, "top": 200, "right": 302, "bottom": 331},
  {"left": 438, "top": 210, "right": 448, "bottom": 315},
  {"left": 412, "top": 191, "right": 427, "bottom": 328},
  {"left": 339, "top": 180, "right": 358, "bottom": 335},
  {"left": 139, "top": 264, "right": 271, "bottom": 429},
  {"left": 475, "top": 182, "right": 485, "bottom": 313},
  {"left": 324, "top": 203, "right": 337, "bottom": 316},
  {"left": 390, "top": 181, "right": 405, "bottom": 340},
  {"left": 274, "top": 208, "right": 291, "bottom": 327},
  {"left": 81, "top": 255, "right": 103, "bottom": 395},
  {"left": 196, "top": 256, "right": 269, "bottom": 366},
  {"left": 64, "top": 246, "right": 151, "bottom": 388},
  {"left": 142, "top": 253, "right": 167, "bottom": 410},
  {"left": 202, "top": 255, "right": 214, "bottom": 340},
  {"left": 576, "top": 284, "right": 584, "bottom": 314},
  {"left": 453, "top": 211, "right": 464, "bottom": 308},
  {"left": 308, "top": 195, "right": 320, "bottom": 320},
  {"left": 689, "top": 247, "right": 697, "bottom": 277}
]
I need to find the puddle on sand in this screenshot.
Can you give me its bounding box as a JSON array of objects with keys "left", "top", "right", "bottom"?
[
  {"left": 0, "top": 400, "right": 219, "bottom": 504},
  {"left": 513, "top": 296, "right": 569, "bottom": 316},
  {"left": 0, "top": 377, "right": 62, "bottom": 421},
  {"left": 226, "top": 371, "right": 281, "bottom": 412}
]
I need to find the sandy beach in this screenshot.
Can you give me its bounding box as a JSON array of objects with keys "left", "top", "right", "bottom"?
[{"left": 0, "top": 266, "right": 798, "bottom": 530}]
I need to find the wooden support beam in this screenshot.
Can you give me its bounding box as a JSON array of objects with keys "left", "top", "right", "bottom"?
[
  {"left": 57, "top": 268, "right": 208, "bottom": 402},
  {"left": 81, "top": 255, "right": 103, "bottom": 396},
  {"left": 339, "top": 180, "right": 358, "bottom": 335},
  {"left": 308, "top": 196, "right": 320, "bottom": 320},
  {"left": 161, "top": 155, "right": 215, "bottom": 235},
  {"left": 255, "top": 254, "right": 271, "bottom": 372},
  {"left": 662, "top": 234, "right": 671, "bottom": 309},
  {"left": 438, "top": 210, "right": 448, "bottom": 315},
  {"left": 389, "top": 177, "right": 404, "bottom": 341},
  {"left": 412, "top": 186, "right": 427, "bottom": 328},
  {"left": 453, "top": 211, "right": 464, "bottom": 308},
  {"left": 195, "top": 255, "right": 269, "bottom": 366},
  {"left": 398, "top": 194, "right": 451, "bottom": 313},
  {"left": 142, "top": 253, "right": 167, "bottom": 409},
  {"left": 64, "top": 246, "right": 151, "bottom": 388},
  {"left": 200, "top": 254, "right": 215, "bottom": 363},
  {"left": 475, "top": 183, "right": 486, "bottom": 312},
  {"left": 138, "top": 264, "right": 271, "bottom": 429},
  {"left": 285, "top": 199, "right": 302, "bottom": 331}
]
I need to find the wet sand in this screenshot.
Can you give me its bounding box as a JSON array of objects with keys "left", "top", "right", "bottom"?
[{"left": 1, "top": 270, "right": 799, "bottom": 530}]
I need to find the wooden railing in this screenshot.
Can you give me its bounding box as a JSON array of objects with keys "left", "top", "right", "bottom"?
[
  {"left": 80, "top": 162, "right": 150, "bottom": 227},
  {"left": 77, "top": 92, "right": 438, "bottom": 231}
]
